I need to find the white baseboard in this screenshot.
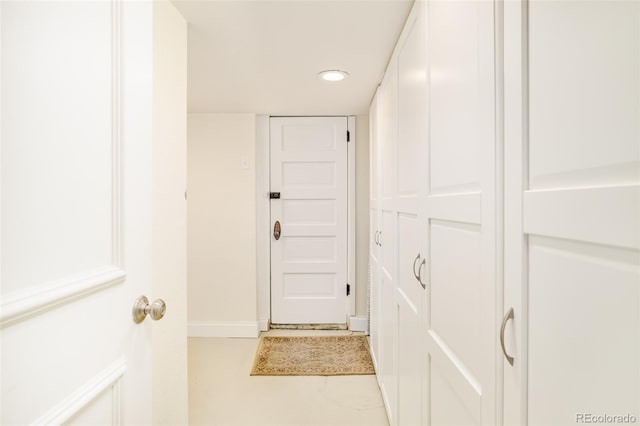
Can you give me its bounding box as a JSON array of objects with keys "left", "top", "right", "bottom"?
[
  {"left": 369, "top": 342, "right": 379, "bottom": 373},
  {"left": 257, "top": 318, "right": 270, "bottom": 332},
  {"left": 188, "top": 321, "right": 259, "bottom": 338},
  {"left": 349, "top": 316, "right": 369, "bottom": 332}
]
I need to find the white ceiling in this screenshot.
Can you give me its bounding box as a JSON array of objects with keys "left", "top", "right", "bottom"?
[{"left": 172, "top": 0, "right": 413, "bottom": 115}]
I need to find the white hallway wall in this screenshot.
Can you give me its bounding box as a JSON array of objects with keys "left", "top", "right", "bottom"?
[
  {"left": 187, "top": 114, "right": 258, "bottom": 337},
  {"left": 187, "top": 114, "right": 369, "bottom": 337}
]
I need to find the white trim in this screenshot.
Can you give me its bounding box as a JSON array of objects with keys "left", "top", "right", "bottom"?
[
  {"left": 32, "top": 357, "right": 126, "bottom": 426},
  {"left": 257, "top": 318, "right": 270, "bottom": 332},
  {"left": 0, "top": 0, "right": 3, "bottom": 328},
  {"left": 379, "top": 382, "right": 394, "bottom": 425},
  {"left": 347, "top": 116, "right": 356, "bottom": 317},
  {"left": 188, "top": 321, "right": 260, "bottom": 338},
  {"left": 503, "top": 1, "right": 529, "bottom": 422},
  {"left": 112, "top": 378, "right": 121, "bottom": 426},
  {"left": 255, "top": 115, "right": 271, "bottom": 329},
  {"left": 111, "top": 0, "right": 124, "bottom": 269},
  {"left": 368, "top": 338, "right": 379, "bottom": 372},
  {"left": 349, "top": 315, "right": 368, "bottom": 332},
  {"left": 494, "top": 0, "right": 505, "bottom": 422},
  {"left": 0, "top": 266, "right": 126, "bottom": 327}
]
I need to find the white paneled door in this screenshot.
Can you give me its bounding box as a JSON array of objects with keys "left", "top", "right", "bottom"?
[
  {"left": 504, "top": 0, "right": 640, "bottom": 423},
  {"left": 379, "top": 61, "right": 399, "bottom": 423},
  {"left": 270, "top": 117, "right": 349, "bottom": 324},
  {"left": 396, "top": 3, "right": 428, "bottom": 426},
  {"left": 423, "top": 0, "right": 498, "bottom": 424},
  {"left": 1, "top": 1, "right": 186, "bottom": 424},
  {"left": 369, "top": 91, "right": 382, "bottom": 369}
]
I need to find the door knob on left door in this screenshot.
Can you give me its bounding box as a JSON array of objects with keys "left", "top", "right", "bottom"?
[{"left": 132, "top": 296, "right": 167, "bottom": 324}]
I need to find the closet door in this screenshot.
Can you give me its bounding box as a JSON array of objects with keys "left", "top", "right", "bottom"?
[
  {"left": 379, "top": 56, "right": 399, "bottom": 424},
  {"left": 395, "top": 3, "right": 428, "bottom": 426},
  {"left": 423, "top": 0, "right": 498, "bottom": 424},
  {"left": 369, "top": 89, "right": 382, "bottom": 369},
  {"left": 504, "top": 1, "right": 640, "bottom": 424}
]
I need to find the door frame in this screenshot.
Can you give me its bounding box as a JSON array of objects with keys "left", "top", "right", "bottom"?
[{"left": 256, "top": 115, "right": 356, "bottom": 330}]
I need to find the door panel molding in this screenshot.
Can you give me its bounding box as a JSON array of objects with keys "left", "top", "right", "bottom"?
[
  {"left": 33, "top": 357, "right": 126, "bottom": 426},
  {"left": 523, "top": 185, "right": 640, "bottom": 250},
  {"left": 427, "top": 193, "right": 481, "bottom": 225},
  {"left": 427, "top": 331, "right": 482, "bottom": 424},
  {"left": 0, "top": 266, "right": 125, "bottom": 327},
  {"left": 0, "top": 0, "right": 124, "bottom": 328}
]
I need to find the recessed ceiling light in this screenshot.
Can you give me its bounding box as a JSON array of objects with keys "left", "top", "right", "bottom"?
[{"left": 318, "top": 70, "right": 349, "bottom": 82}]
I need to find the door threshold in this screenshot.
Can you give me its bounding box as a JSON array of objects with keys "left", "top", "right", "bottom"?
[{"left": 270, "top": 323, "right": 348, "bottom": 330}]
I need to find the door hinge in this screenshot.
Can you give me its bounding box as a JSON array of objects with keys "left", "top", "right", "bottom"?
[
  {"left": 347, "top": 130, "right": 351, "bottom": 142},
  {"left": 346, "top": 283, "right": 351, "bottom": 296}
]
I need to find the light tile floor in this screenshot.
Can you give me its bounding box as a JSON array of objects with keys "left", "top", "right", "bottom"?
[{"left": 188, "top": 330, "right": 389, "bottom": 426}]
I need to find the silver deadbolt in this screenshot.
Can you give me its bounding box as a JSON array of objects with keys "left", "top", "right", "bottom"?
[
  {"left": 273, "top": 220, "right": 281, "bottom": 240},
  {"left": 132, "top": 296, "right": 166, "bottom": 324}
]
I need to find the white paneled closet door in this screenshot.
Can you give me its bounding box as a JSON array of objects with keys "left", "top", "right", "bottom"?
[
  {"left": 396, "top": 3, "right": 428, "bottom": 426},
  {"left": 423, "top": 0, "right": 498, "bottom": 424},
  {"left": 379, "top": 54, "right": 399, "bottom": 424},
  {"left": 369, "top": 90, "right": 382, "bottom": 370},
  {"left": 504, "top": 1, "right": 640, "bottom": 424},
  {"left": 1, "top": 2, "right": 157, "bottom": 424}
]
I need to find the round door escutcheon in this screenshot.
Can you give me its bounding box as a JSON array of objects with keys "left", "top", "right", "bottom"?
[{"left": 273, "top": 220, "right": 281, "bottom": 240}]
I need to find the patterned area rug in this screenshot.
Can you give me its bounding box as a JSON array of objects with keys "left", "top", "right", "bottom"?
[{"left": 250, "top": 335, "right": 375, "bottom": 376}]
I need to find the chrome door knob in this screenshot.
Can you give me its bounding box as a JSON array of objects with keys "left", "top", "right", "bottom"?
[{"left": 132, "top": 296, "right": 167, "bottom": 324}]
